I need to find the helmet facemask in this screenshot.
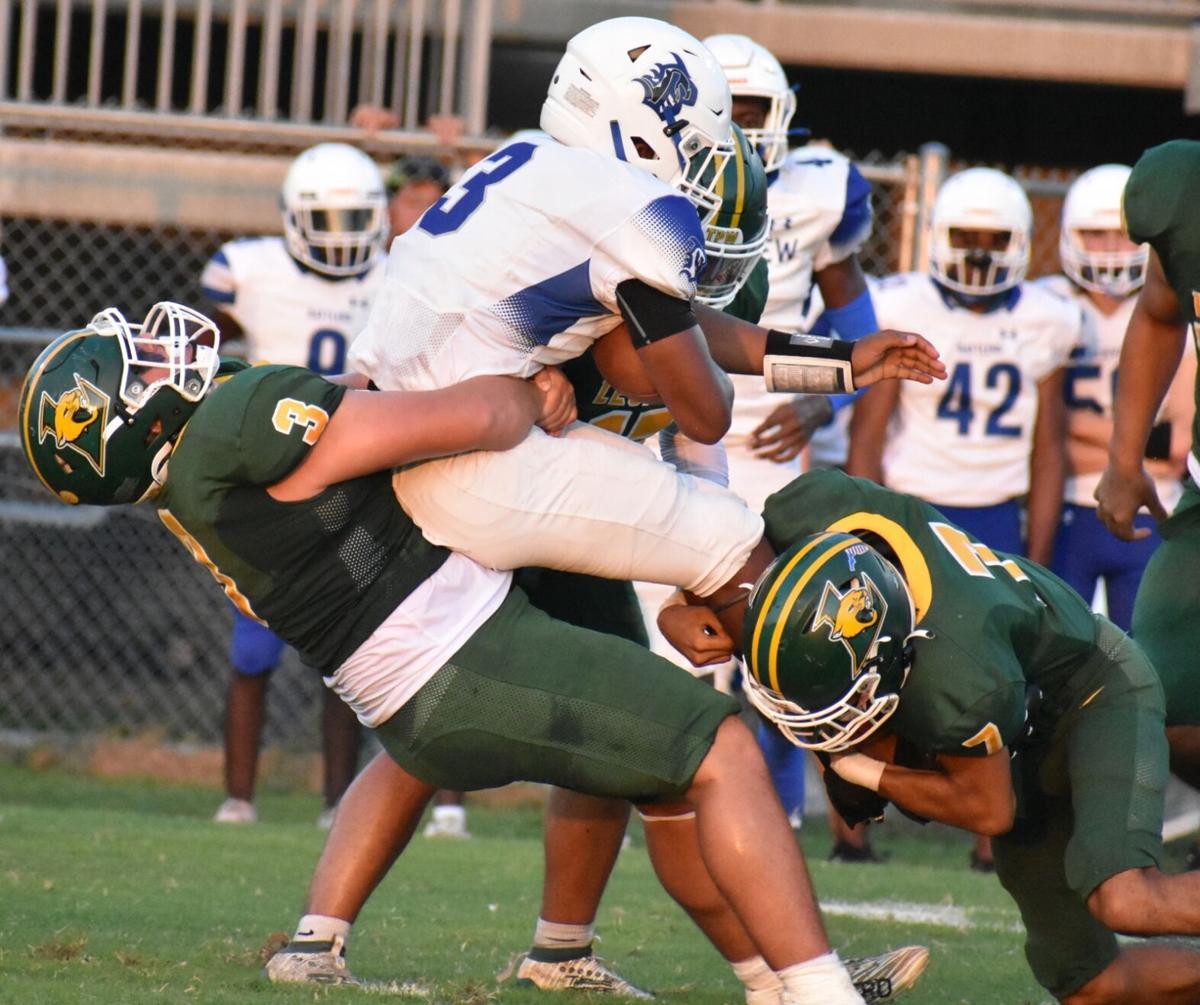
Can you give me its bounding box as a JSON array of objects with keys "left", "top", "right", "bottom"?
[{"left": 1059, "top": 163, "right": 1146, "bottom": 297}]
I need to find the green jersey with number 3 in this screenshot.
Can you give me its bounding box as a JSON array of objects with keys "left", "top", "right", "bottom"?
[{"left": 762, "top": 470, "right": 1099, "bottom": 756}]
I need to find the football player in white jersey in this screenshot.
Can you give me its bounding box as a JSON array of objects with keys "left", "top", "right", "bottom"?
[
  {"left": 1040, "top": 164, "right": 1194, "bottom": 630},
  {"left": 347, "top": 16, "right": 939, "bottom": 606},
  {"left": 200, "top": 142, "right": 389, "bottom": 827},
  {"left": 693, "top": 33, "right": 881, "bottom": 843},
  {"left": 848, "top": 166, "right": 1080, "bottom": 869}
]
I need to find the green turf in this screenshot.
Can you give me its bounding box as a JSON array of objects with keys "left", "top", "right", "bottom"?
[{"left": 0, "top": 762, "right": 1109, "bottom": 1004}]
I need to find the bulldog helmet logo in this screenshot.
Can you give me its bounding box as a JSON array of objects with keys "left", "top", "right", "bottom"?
[
  {"left": 38, "top": 373, "right": 111, "bottom": 476},
  {"left": 813, "top": 572, "right": 888, "bottom": 679},
  {"left": 636, "top": 55, "right": 697, "bottom": 127}
]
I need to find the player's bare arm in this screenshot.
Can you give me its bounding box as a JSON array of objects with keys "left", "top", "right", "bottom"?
[
  {"left": 845, "top": 379, "right": 900, "bottom": 482},
  {"left": 1096, "top": 251, "right": 1188, "bottom": 540},
  {"left": 1025, "top": 368, "right": 1067, "bottom": 566},
  {"left": 268, "top": 375, "right": 545, "bottom": 501},
  {"left": 829, "top": 742, "right": 1016, "bottom": 837}
]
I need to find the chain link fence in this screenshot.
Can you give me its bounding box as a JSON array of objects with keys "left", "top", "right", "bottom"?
[{"left": 0, "top": 138, "right": 1075, "bottom": 751}]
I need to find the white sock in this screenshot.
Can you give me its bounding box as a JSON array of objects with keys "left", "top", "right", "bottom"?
[
  {"left": 779, "top": 952, "right": 864, "bottom": 1005},
  {"left": 432, "top": 804, "right": 466, "bottom": 826},
  {"left": 531, "top": 917, "right": 594, "bottom": 951},
  {"left": 293, "top": 914, "right": 351, "bottom": 947},
  {"left": 732, "top": 955, "right": 784, "bottom": 1005}
]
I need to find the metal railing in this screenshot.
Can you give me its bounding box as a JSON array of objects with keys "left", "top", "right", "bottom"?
[
  {"left": 0, "top": 0, "right": 495, "bottom": 140},
  {"left": 746, "top": 0, "right": 1200, "bottom": 16}
]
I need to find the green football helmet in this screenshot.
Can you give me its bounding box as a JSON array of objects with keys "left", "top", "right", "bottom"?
[
  {"left": 19, "top": 302, "right": 221, "bottom": 506},
  {"left": 743, "top": 531, "right": 916, "bottom": 752},
  {"left": 695, "top": 123, "right": 769, "bottom": 309}
]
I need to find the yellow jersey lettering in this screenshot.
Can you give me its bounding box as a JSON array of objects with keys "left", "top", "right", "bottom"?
[
  {"left": 158, "top": 509, "right": 263, "bottom": 622},
  {"left": 930, "top": 522, "right": 1029, "bottom": 583},
  {"left": 272, "top": 398, "right": 330, "bottom": 446},
  {"left": 963, "top": 722, "right": 1003, "bottom": 756}
]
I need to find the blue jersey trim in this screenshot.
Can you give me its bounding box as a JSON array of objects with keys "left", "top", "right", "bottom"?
[
  {"left": 633, "top": 194, "right": 707, "bottom": 290},
  {"left": 829, "top": 163, "right": 873, "bottom": 249},
  {"left": 491, "top": 260, "right": 606, "bottom": 348},
  {"left": 931, "top": 277, "right": 1023, "bottom": 314},
  {"left": 201, "top": 284, "right": 236, "bottom": 305},
  {"left": 609, "top": 121, "right": 627, "bottom": 162}
]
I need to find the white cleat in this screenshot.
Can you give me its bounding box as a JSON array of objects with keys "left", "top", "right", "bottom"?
[
  {"left": 213, "top": 797, "right": 257, "bottom": 824},
  {"left": 264, "top": 935, "right": 426, "bottom": 994},
  {"left": 845, "top": 945, "right": 930, "bottom": 1002},
  {"left": 515, "top": 953, "right": 654, "bottom": 999}
]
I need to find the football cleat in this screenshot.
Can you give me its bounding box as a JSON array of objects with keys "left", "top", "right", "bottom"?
[
  {"left": 515, "top": 952, "right": 654, "bottom": 999},
  {"left": 845, "top": 945, "right": 930, "bottom": 1002},
  {"left": 264, "top": 936, "right": 425, "bottom": 994},
  {"left": 214, "top": 797, "right": 257, "bottom": 824},
  {"left": 422, "top": 806, "right": 471, "bottom": 839}
]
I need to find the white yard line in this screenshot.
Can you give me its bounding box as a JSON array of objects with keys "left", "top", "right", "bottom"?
[{"left": 822, "top": 899, "right": 1023, "bottom": 933}]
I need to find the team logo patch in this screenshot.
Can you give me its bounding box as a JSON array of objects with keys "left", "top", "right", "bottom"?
[
  {"left": 636, "top": 55, "right": 697, "bottom": 128},
  {"left": 38, "top": 373, "right": 111, "bottom": 476},
  {"left": 813, "top": 572, "right": 888, "bottom": 679}
]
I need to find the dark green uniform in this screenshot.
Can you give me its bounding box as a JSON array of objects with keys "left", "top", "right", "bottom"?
[
  {"left": 1124, "top": 141, "right": 1200, "bottom": 726},
  {"left": 159, "top": 364, "right": 737, "bottom": 799},
  {"left": 764, "top": 470, "right": 1168, "bottom": 998}
]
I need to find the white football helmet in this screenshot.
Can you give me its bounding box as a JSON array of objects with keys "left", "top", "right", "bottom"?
[
  {"left": 540, "top": 16, "right": 735, "bottom": 225},
  {"left": 702, "top": 33, "right": 795, "bottom": 174},
  {"left": 281, "top": 143, "right": 387, "bottom": 278},
  {"left": 929, "top": 167, "right": 1031, "bottom": 298},
  {"left": 1059, "top": 164, "right": 1147, "bottom": 297}
]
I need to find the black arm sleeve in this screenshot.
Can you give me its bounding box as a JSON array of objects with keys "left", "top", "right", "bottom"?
[{"left": 615, "top": 279, "right": 698, "bottom": 349}]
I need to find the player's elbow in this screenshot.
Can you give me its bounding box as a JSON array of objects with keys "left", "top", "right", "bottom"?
[
  {"left": 972, "top": 792, "right": 1016, "bottom": 836},
  {"left": 477, "top": 396, "right": 533, "bottom": 452},
  {"left": 671, "top": 404, "right": 731, "bottom": 445}
]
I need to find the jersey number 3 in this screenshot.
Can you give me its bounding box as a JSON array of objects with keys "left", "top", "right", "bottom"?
[
  {"left": 272, "top": 398, "right": 330, "bottom": 445},
  {"left": 418, "top": 142, "right": 536, "bottom": 236}
]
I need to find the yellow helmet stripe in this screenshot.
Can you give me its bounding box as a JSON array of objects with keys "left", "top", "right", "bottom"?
[
  {"left": 766, "top": 536, "right": 858, "bottom": 693},
  {"left": 727, "top": 140, "right": 747, "bottom": 233},
  {"left": 826, "top": 512, "right": 932, "bottom": 622},
  {"left": 18, "top": 330, "right": 91, "bottom": 501}
]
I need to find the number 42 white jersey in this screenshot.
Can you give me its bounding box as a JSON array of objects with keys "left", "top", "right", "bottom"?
[
  {"left": 349, "top": 135, "right": 705, "bottom": 392},
  {"left": 200, "top": 236, "right": 385, "bottom": 374},
  {"left": 873, "top": 273, "right": 1081, "bottom": 506}
]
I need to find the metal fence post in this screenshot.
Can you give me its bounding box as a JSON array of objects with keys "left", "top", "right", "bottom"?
[{"left": 915, "top": 141, "right": 949, "bottom": 275}]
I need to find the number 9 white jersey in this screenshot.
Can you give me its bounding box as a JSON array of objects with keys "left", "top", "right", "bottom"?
[
  {"left": 348, "top": 135, "right": 706, "bottom": 392},
  {"left": 200, "top": 236, "right": 385, "bottom": 373},
  {"left": 872, "top": 273, "right": 1081, "bottom": 506}
]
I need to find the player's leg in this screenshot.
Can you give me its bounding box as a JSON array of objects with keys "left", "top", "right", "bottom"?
[
  {"left": 1060, "top": 945, "right": 1200, "bottom": 1005},
  {"left": 216, "top": 612, "right": 286, "bottom": 823},
  {"left": 392, "top": 422, "right": 765, "bottom": 597},
  {"left": 266, "top": 750, "right": 435, "bottom": 987},
  {"left": 1050, "top": 503, "right": 1102, "bottom": 618},
  {"left": 319, "top": 688, "right": 361, "bottom": 826}
]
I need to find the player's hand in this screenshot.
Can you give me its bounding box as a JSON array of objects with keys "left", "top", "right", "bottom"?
[
  {"left": 850, "top": 330, "right": 946, "bottom": 387},
  {"left": 531, "top": 366, "right": 577, "bottom": 436},
  {"left": 750, "top": 396, "right": 833, "bottom": 463},
  {"left": 426, "top": 114, "right": 465, "bottom": 148},
  {"left": 1095, "top": 462, "right": 1167, "bottom": 541},
  {"left": 658, "top": 604, "right": 735, "bottom": 667},
  {"left": 349, "top": 103, "right": 401, "bottom": 133}
]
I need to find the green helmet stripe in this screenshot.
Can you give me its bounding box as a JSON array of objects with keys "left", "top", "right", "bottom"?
[{"left": 747, "top": 531, "right": 838, "bottom": 686}]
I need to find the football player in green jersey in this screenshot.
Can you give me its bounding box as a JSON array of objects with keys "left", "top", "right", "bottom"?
[
  {"left": 19, "top": 301, "right": 934, "bottom": 1005},
  {"left": 1094, "top": 140, "right": 1200, "bottom": 865},
  {"left": 662, "top": 468, "right": 1200, "bottom": 1003}
]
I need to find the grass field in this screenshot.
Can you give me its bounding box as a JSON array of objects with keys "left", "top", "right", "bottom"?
[{"left": 9, "top": 762, "right": 1189, "bottom": 1005}]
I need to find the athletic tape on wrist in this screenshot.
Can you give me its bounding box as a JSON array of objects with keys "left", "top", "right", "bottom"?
[
  {"left": 830, "top": 753, "right": 886, "bottom": 792},
  {"left": 763, "top": 330, "right": 856, "bottom": 394}
]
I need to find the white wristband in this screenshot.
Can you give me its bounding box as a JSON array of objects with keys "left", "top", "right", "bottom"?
[{"left": 830, "top": 752, "right": 886, "bottom": 793}]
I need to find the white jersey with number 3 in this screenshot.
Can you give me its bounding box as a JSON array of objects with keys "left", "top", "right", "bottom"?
[
  {"left": 874, "top": 273, "right": 1080, "bottom": 506},
  {"left": 349, "top": 135, "right": 705, "bottom": 392},
  {"left": 200, "top": 236, "right": 384, "bottom": 373}
]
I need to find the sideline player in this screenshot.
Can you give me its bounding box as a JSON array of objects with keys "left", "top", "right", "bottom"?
[
  {"left": 199, "top": 142, "right": 387, "bottom": 827},
  {"left": 22, "top": 304, "right": 908, "bottom": 1005},
  {"left": 1043, "top": 164, "right": 1193, "bottom": 630},
  {"left": 847, "top": 166, "right": 1077, "bottom": 866},
  {"left": 664, "top": 468, "right": 1200, "bottom": 1005},
  {"left": 1094, "top": 140, "right": 1200, "bottom": 863}
]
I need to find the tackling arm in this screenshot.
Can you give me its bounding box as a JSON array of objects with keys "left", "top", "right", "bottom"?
[{"left": 268, "top": 375, "right": 544, "bottom": 501}]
